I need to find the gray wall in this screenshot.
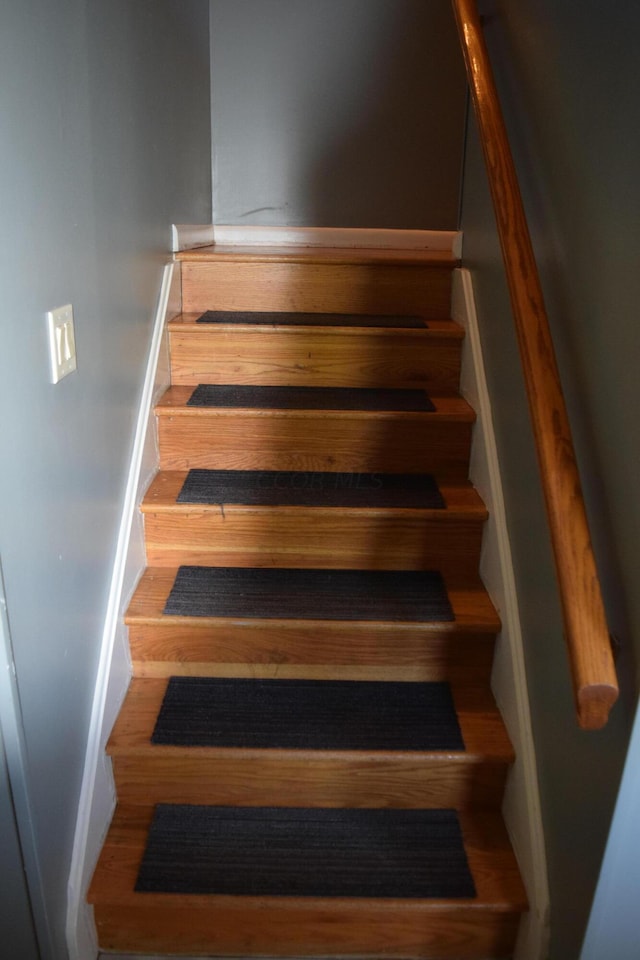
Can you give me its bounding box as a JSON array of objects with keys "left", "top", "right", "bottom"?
[
  {"left": 581, "top": 699, "right": 640, "bottom": 960},
  {"left": 0, "top": 2, "right": 211, "bottom": 957},
  {"left": 460, "top": 2, "right": 640, "bottom": 957},
  {"left": 209, "top": 0, "right": 466, "bottom": 228}
]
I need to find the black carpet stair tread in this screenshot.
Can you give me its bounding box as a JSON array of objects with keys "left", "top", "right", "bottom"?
[
  {"left": 134, "top": 805, "right": 476, "bottom": 899},
  {"left": 156, "top": 387, "right": 475, "bottom": 423},
  {"left": 186, "top": 384, "right": 435, "bottom": 412},
  {"left": 89, "top": 804, "right": 528, "bottom": 908},
  {"left": 163, "top": 567, "right": 454, "bottom": 622},
  {"left": 196, "top": 309, "right": 428, "bottom": 329},
  {"left": 176, "top": 469, "right": 445, "bottom": 509},
  {"left": 150, "top": 677, "right": 465, "bottom": 750},
  {"left": 126, "top": 568, "right": 500, "bottom": 634},
  {"left": 109, "top": 678, "right": 513, "bottom": 758}
]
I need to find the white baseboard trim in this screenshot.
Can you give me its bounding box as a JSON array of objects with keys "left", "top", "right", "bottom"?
[
  {"left": 65, "top": 261, "right": 179, "bottom": 960},
  {"left": 213, "top": 224, "right": 460, "bottom": 251},
  {"left": 172, "top": 223, "right": 461, "bottom": 253},
  {"left": 453, "top": 268, "right": 550, "bottom": 960},
  {"left": 171, "top": 223, "right": 215, "bottom": 252}
]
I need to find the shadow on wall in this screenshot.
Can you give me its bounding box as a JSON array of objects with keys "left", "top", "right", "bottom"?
[{"left": 210, "top": 0, "right": 467, "bottom": 229}]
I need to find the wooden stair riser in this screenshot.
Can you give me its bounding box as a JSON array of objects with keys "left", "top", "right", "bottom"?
[
  {"left": 126, "top": 569, "right": 500, "bottom": 682},
  {"left": 94, "top": 901, "right": 520, "bottom": 959},
  {"left": 142, "top": 511, "right": 485, "bottom": 576},
  {"left": 128, "top": 625, "right": 496, "bottom": 684},
  {"left": 156, "top": 413, "right": 473, "bottom": 478},
  {"left": 111, "top": 754, "right": 509, "bottom": 810},
  {"left": 181, "top": 261, "right": 453, "bottom": 318},
  {"left": 168, "top": 323, "right": 463, "bottom": 391},
  {"left": 108, "top": 679, "right": 513, "bottom": 810}
]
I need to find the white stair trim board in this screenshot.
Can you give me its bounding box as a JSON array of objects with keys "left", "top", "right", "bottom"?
[
  {"left": 213, "top": 224, "right": 460, "bottom": 251},
  {"left": 453, "top": 268, "right": 550, "bottom": 960},
  {"left": 171, "top": 223, "right": 215, "bottom": 252},
  {"left": 173, "top": 223, "right": 461, "bottom": 253},
  {"left": 66, "top": 261, "right": 179, "bottom": 960}
]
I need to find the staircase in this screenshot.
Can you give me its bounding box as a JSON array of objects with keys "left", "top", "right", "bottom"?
[{"left": 88, "top": 243, "right": 527, "bottom": 958}]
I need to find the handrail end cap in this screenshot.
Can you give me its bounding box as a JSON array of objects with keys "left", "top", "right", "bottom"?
[{"left": 577, "top": 684, "right": 619, "bottom": 730}]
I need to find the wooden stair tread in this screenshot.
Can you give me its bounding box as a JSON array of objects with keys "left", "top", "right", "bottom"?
[
  {"left": 88, "top": 802, "right": 526, "bottom": 910},
  {"left": 176, "top": 244, "right": 459, "bottom": 267},
  {"left": 142, "top": 471, "right": 487, "bottom": 518},
  {"left": 108, "top": 677, "right": 513, "bottom": 761},
  {"left": 170, "top": 312, "right": 464, "bottom": 338},
  {"left": 156, "top": 386, "right": 474, "bottom": 420},
  {"left": 126, "top": 567, "right": 500, "bottom": 633}
]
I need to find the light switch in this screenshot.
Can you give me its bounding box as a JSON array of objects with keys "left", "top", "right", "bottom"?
[{"left": 46, "top": 304, "right": 77, "bottom": 383}]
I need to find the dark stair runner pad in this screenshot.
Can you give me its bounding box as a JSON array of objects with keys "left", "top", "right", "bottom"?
[
  {"left": 163, "top": 567, "right": 455, "bottom": 622},
  {"left": 196, "top": 309, "right": 427, "bottom": 329},
  {"left": 135, "top": 805, "right": 476, "bottom": 899},
  {"left": 176, "top": 469, "right": 445, "bottom": 509},
  {"left": 151, "top": 678, "right": 465, "bottom": 751},
  {"left": 186, "top": 384, "right": 435, "bottom": 412}
]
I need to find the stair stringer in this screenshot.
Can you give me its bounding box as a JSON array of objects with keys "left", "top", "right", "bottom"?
[
  {"left": 65, "top": 260, "right": 179, "bottom": 960},
  {"left": 453, "top": 267, "right": 550, "bottom": 960}
]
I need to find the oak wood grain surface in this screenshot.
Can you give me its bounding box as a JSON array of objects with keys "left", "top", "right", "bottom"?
[
  {"left": 141, "top": 472, "right": 486, "bottom": 576},
  {"left": 169, "top": 314, "right": 463, "bottom": 390},
  {"left": 177, "top": 244, "right": 459, "bottom": 265},
  {"left": 126, "top": 567, "right": 499, "bottom": 682},
  {"left": 181, "top": 260, "right": 454, "bottom": 317},
  {"left": 155, "top": 388, "right": 474, "bottom": 478}
]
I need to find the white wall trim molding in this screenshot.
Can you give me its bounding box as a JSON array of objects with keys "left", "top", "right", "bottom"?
[
  {"left": 453, "top": 268, "right": 550, "bottom": 960},
  {"left": 173, "top": 223, "right": 461, "bottom": 253},
  {"left": 66, "top": 261, "right": 179, "bottom": 960},
  {"left": 171, "top": 223, "right": 215, "bottom": 252},
  {"left": 213, "top": 225, "right": 461, "bottom": 251}
]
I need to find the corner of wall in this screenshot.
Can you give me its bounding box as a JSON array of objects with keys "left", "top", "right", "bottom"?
[{"left": 171, "top": 224, "right": 215, "bottom": 252}]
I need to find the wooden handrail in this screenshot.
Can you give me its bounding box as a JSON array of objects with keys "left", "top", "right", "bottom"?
[{"left": 452, "top": 0, "right": 618, "bottom": 728}]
